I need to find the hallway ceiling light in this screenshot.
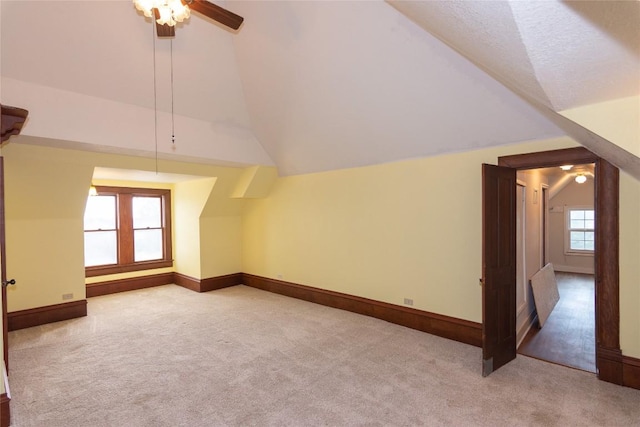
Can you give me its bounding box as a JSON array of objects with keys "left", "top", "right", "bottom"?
[
  {"left": 560, "top": 165, "right": 573, "bottom": 171},
  {"left": 575, "top": 174, "right": 587, "bottom": 184}
]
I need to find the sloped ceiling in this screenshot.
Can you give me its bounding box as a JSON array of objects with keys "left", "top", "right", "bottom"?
[
  {"left": 1, "top": 1, "right": 637, "bottom": 177},
  {"left": 388, "top": 0, "right": 640, "bottom": 179}
]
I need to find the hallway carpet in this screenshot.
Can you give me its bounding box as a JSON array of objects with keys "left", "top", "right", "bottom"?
[{"left": 8, "top": 284, "right": 640, "bottom": 426}]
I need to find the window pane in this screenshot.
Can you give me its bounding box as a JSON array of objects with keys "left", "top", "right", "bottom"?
[
  {"left": 133, "top": 197, "right": 161, "bottom": 229},
  {"left": 84, "top": 231, "right": 117, "bottom": 266},
  {"left": 570, "top": 211, "right": 585, "bottom": 220},
  {"left": 570, "top": 219, "right": 585, "bottom": 229},
  {"left": 571, "top": 240, "right": 585, "bottom": 250},
  {"left": 585, "top": 210, "right": 594, "bottom": 220},
  {"left": 84, "top": 196, "right": 116, "bottom": 230},
  {"left": 570, "top": 231, "right": 585, "bottom": 241},
  {"left": 134, "top": 229, "right": 163, "bottom": 262},
  {"left": 585, "top": 220, "right": 594, "bottom": 229}
]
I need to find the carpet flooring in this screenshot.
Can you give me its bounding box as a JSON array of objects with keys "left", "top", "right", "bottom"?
[
  {"left": 7, "top": 284, "right": 640, "bottom": 426},
  {"left": 518, "top": 273, "right": 595, "bottom": 373}
]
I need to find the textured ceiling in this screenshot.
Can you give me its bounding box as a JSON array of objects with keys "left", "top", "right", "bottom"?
[
  {"left": 388, "top": 0, "right": 640, "bottom": 179},
  {"left": 388, "top": 0, "right": 640, "bottom": 111},
  {"left": 511, "top": 0, "right": 639, "bottom": 110},
  {"left": 1, "top": 1, "right": 637, "bottom": 176}
]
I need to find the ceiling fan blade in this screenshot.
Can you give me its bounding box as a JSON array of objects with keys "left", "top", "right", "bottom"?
[
  {"left": 154, "top": 9, "right": 176, "bottom": 38},
  {"left": 189, "top": 0, "right": 244, "bottom": 30}
]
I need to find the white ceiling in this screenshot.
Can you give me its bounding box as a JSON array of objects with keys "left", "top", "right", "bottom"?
[
  {"left": 1, "top": 1, "right": 638, "bottom": 176},
  {"left": 93, "top": 167, "right": 204, "bottom": 184}
]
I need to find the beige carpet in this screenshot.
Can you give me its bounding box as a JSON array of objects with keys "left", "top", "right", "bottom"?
[{"left": 7, "top": 284, "right": 640, "bottom": 426}]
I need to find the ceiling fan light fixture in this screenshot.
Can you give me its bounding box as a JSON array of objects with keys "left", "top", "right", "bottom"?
[
  {"left": 133, "top": 0, "right": 156, "bottom": 18},
  {"left": 133, "top": 0, "right": 190, "bottom": 26},
  {"left": 169, "top": 0, "right": 190, "bottom": 22},
  {"left": 156, "top": 5, "right": 176, "bottom": 26}
]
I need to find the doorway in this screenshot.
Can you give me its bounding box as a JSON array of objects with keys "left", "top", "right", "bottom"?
[
  {"left": 517, "top": 164, "right": 596, "bottom": 372},
  {"left": 483, "top": 147, "right": 622, "bottom": 385}
]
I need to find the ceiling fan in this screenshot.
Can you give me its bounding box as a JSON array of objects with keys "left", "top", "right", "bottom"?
[{"left": 134, "top": 0, "right": 244, "bottom": 38}]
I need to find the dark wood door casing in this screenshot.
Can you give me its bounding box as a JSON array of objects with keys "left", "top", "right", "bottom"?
[
  {"left": 481, "top": 164, "right": 517, "bottom": 376},
  {"left": 497, "top": 146, "right": 621, "bottom": 385},
  {"left": 1, "top": 158, "right": 6, "bottom": 371}
]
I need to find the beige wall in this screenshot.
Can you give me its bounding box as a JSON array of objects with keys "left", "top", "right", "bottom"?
[
  {"left": 4, "top": 136, "right": 639, "bottom": 361},
  {"left": 243, "top": 137, "right": 577, "bottom": 323},
  {"left": 620, "top": 171, "right": 640, "bottom": 359},
  {"left": 3, "top": 142, "right": 246, "bottom": 311},
  {"left": 515, "top": 170, "right": 547, "bottom": 345},
  {"left": 4, "top": 144, "right": 92, "bottom": 312},
  {"left": 174, "top": 178, "right": 217, "bottom": 279},
  {"left": 548, "top": 178, "right": 595, "bottom": 274},
  {"left": 560, "top": 96, "right": 640, "bottom": 159},
  {"left": 242, "top": 137, "right": 640, "bottom": 358}
]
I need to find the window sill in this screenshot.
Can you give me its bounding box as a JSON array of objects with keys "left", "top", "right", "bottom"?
[
  {"left": 86, "top": 260, "right": 173, "bottom": 278},
  {"left": 564, "top": 251, "right": 594, "bottom": 257}
]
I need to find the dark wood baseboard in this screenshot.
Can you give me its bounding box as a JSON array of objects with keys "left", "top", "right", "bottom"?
[
  {"left": 7, "top": 300, "right": 87, "bottom": 331},
  {"left": 86, "top": 272, "right": 174, "bottom": 298},
  {"left": 174, "top": 272, "right": 242, "bottom": 293},
  {"left": 1, "top": 393, "right": 9, "bottom": 427},
  {"left": 172, "top": 272, "right": 200, "bottom": 292},
  {"left": 622, "top": 355, "right": 640, "bottom": 390},
  {"left": 597, "top": 346, "right": 624, "bottom": 385},
  {"left": 200, "top": 273, "right": 243, "bottom": 292},
  {"left": 241, "top": 274, "right": 482, "bottom": 347}
]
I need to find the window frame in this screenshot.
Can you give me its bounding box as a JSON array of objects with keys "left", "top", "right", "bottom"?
[
  {"left": 85, "top": 186, "right": 173, "bottom": 277},
  {"left": 564, "top": 205, "right": 595, "bottom": 256}
]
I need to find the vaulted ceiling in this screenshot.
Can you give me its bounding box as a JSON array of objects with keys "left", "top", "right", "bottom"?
[{"left": 1, "top": 1, "right": 638, "bottom": 177}]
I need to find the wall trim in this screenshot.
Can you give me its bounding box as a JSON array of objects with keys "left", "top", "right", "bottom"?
[
  {"left": 174, "top": 272, "right": 243, "bottom": 293},
  {"left": 86, "top": 272, "right": 174, "bottom": 298},
  {"left": 597, "top": 346, "right": 623, "bottom": 385},
  {"left": 241, "top": 273, "right": 482, "bottom": 347},
  {"left": 622, "top": 355, "right": 640, "bottom": 390},
  {"left": 7, "top": 300, "right": 87, "bottom": 331},
  {"left": 1, "top": 392, "right": 9, "bottom": 427}
]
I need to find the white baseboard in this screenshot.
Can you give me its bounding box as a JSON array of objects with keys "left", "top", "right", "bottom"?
[
  {"left": 553, "top": 264, "right": 595, "bottom": 275},
  {"left": 516, "top": 312, "right": 538, "bottom": 349}
]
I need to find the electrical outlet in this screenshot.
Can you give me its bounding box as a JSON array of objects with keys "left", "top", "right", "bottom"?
[
  {"left": 62, "top": 293, "right": 73, "bottom": 300},
  {"left": 403, "top": 298, "right": 413, "bottom": 306}
]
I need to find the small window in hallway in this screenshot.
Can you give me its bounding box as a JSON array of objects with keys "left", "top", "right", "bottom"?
[{"left": 566, "top": 207, "right": 594, "bottom": 253}]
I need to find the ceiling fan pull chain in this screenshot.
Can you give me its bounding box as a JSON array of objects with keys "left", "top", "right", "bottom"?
[
  {"left": 171, "top": 39, "right": 176, "bottom": 149},
  {"left": 152, "top": 16, "right": 159, "bottom": 174}
]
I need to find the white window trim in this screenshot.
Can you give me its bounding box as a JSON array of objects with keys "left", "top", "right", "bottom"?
[{"left": 564, "top": 205, "right": 594, "bottom": 256}]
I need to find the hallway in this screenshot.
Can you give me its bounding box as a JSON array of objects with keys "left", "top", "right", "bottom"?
[{"left": 518, "top": 272, "right": 595, "bottom": 372}]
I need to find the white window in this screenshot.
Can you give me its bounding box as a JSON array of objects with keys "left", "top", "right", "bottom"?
[{"left": 565, "top": 207, "right": 594, "bottom": 254}]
